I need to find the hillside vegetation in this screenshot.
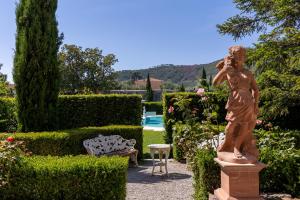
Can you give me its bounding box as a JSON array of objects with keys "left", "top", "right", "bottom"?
[{"left": 117, "top": 60, "right": 221, "bottom": 88}]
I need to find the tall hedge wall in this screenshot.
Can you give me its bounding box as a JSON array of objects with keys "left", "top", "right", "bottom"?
[
  {"left": 1, "top": 155, "right": 128, "bottom": 200},
  {"left": 0, "top": 125, "right": 143, "bottom": 159},
  {"left": 0, "top": 94, "right": 142, "bottom": 131},
  {"left": 57, "top": 95, "right": 142, "bottom": 129},
  {"left": 142, "top": 101, "right": 163, "bottom": 115},
  {"left": 162, "top": 92, "right": 227, "bottom": 159}
]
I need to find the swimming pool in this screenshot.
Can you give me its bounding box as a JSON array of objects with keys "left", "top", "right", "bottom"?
[{"left": 142, "top": 115, "right": 164, "bottom": 128}]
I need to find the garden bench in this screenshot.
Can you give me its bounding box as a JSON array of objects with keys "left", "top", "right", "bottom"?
[{"left": 83, "top": 134, "right": 138, "bottom": 166}]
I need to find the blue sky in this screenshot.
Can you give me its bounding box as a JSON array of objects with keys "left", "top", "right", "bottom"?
[{"left": 0, "top": 0, "right": 259, "bottom": 83}]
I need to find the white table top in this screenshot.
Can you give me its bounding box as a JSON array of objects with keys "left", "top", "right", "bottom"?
[{"left": 148, "top": 144, "right": 171, "bottom": 149}]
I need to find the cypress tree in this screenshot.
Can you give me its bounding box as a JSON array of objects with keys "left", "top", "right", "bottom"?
[
  {"left": 178, "top": 83, "right": 185, "bottom": 92},
  {"left": 145, "top": 73, "right": 153, "bottom": 101},
  {"left": 199, "top": 67, "right": 208, "bottom": 89},
  {"left": 202, "top": 67, "right": 207, "bottom": 80},
  {"left": 209, "top": 75, "right": 212, "bottom": 86},
  {"left": 13, "top": 0, "right": 60, "bottom": 132}
]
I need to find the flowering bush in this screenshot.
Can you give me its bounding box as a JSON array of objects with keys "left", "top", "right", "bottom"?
[
  {"left": 0, "top": 135, "right": 28, "bottom": 187},
  {"left": 172, "top": 90, "right": 226, "bottom": 163}
]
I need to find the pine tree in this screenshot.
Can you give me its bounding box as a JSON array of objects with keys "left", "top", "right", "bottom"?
[
  {"left": 145, "top": 73, "right": 153, "bottom": 101},
  {"left": 13, "top": 0, "right": 60, "bottom": 131}
]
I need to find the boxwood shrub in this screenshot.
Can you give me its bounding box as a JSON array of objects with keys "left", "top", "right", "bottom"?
[
  {"left": 142, "top": 101, "right": 163, "bottom": 115},
  {"left": 0, "top": 125, "right": 143, "bottom": 159},
  {"left": 0, "top": 155, "right": 128, "bottom": 200},
  {"left": 192, "top": 149, "right": 220, "bottom": 200}
]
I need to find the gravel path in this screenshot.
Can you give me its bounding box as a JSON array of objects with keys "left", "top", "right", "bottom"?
[{"left": 126, "top": 159, "right": 194, "bottom": 200}]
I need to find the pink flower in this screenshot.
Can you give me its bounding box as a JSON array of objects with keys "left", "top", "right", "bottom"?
[
  {"left": 256, "top": 119, "right": 262, "bottom": 125},
  {"left": 168, "top": 106, "right": 174, "bottom": 114},
  {"left": 6, "top": 136, "right": 14, "bottom": 143},
  {"left": 201, "top": 96, "right": 208, "bottom": 101},
  {"left": 196, "top": 88, "right": 205, "bottom": 96}
]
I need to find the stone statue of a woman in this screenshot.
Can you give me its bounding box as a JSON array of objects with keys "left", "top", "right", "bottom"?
[{"left": 213, "top": 46, "right": 259, "bottom": 164}]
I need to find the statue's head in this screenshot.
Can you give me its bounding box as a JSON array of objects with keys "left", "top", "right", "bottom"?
[{"left": 229, "top": 46, "right": 246, "bottom": 68}]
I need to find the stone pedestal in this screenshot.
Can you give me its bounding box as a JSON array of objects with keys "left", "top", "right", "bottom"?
[{"left": 214, "top": 158, "right": 266, "bottom": 200}]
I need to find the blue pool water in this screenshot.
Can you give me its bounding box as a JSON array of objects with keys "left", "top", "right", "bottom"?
[{"left": 142, "top": 115, "right": 164, "bottom": 128}]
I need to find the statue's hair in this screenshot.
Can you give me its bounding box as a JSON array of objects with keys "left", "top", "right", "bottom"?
[
  {"left": 216, "top": 60, "right": 224, "bottom": 69},
  {"left": 229, "top": 45, "right": 246, "bottom": 56}
]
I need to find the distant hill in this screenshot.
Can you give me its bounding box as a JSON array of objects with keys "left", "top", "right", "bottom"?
[{"left": 116, "top": 60, "right": 221, "bottom": 88}]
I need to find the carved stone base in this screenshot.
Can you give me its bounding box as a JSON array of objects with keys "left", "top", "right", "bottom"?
[
  {"left": 217, "top": 151, "right": 258, "bottom": 164},
  {"left": 214, "top": 158, "right": 266, "bottom": 200}
]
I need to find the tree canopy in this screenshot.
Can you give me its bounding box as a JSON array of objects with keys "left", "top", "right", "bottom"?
[
  {"left": 59, "top": 44, "right": 119, "bottom": 94},
  {"left": 217, "top": 0, "right": 300, "bottom": 128}
]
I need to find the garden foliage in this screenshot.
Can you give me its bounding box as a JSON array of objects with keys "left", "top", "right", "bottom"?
[
  {"left": 0, "top": 125, "right": 143, "bottom": 159},
  {"left": 163, "top": 92, "right": 227, "bottom": 159},
  {"left": 0, "top": 155, "right": 128, "bottom": 200},
  {"left": 255, "top": 129, "right": 300, "bottom": 196},
  {"left": 0, "top": 98, "right": 17, "bottom": 132},
  {"left": 192, "top": 129, "right": 300, "bottom": 199},
  {"left": 14, "top": 0, "right": 61, "bottom": 132}
]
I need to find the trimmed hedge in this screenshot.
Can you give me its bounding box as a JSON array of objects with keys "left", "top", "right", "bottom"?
[
  {"left": 1, "top": 155, "right": 128, "bottom": 200},
  {"left": 0, "top": 125, "right": 143, "bottom": 159},
  {"left": 142, "top": 101, "right": 163, "bottom": 115},
  {"left": 57, "top": 95, "right": 142, "bottom": 129},
  {"left": 192, "top": 149, "right": 220, "bottom": 200},
  {"left": 0, "top": 94, "right": 142, "bottom": 131},
  {"left": 163, "top": 92, "right": 227, "bottom": 159}
]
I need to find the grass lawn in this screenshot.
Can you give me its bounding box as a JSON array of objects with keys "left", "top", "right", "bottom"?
[{"left": 143, "top": 130, "right": 165, "bottom": 158}]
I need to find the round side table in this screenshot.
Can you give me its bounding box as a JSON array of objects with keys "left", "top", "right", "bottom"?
[{"left": 148, "top": 144, "right": 171, "bottom": 176}]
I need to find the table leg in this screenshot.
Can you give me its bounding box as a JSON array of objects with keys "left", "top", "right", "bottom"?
[
  {"left": 151, "top": 150, "right": 155, "bottom": 175},
  {"left": 159, "top": 150, "right": 163, "bottom": 172},
  {"left": 165, "top": 151, "right": 169, "bottom": 176}
]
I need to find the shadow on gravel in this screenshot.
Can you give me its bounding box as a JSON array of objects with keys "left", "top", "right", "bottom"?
[{"left": 127, "top": 160, "right": 192, "bottom": 184}]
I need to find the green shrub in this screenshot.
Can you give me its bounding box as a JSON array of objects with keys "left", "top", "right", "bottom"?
[
  {"left": 0, "top": 98, "right": 17, "bottom": 132},
  {"left": 192, "top": 149, "right": 220, "bottom": 200},
  {"left": 163, "top": 92, "right": 227, "bottom": 159},
  {"left": 142, "top": 102, "right": 163, "bottom": 115},
  {"left": 57, "top": 95, "right": 142, "bottom": 129},
  {"left": 0, "top": 125, "right": 143, "bottom": 159},
  {"left": 0, "top": 95, "right": 142, "bottom": 131},
  {"left": 1, "top": 155, "right": 128, "bottom": 200},
  {"left": 255, "top": 129, "right": 300, "bottom": 197},
  {"left": 191, "top": 129, "right": 300, "bottom": 199}
]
